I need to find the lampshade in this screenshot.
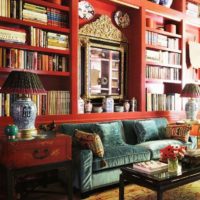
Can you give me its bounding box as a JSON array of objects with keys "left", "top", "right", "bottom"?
[
  {"left": 180, "top": 83, "right": 200, "bottom": 98},
  {"left": 0, "top": 71, "right": 46, "bottom": 139},
  {"left": 0, "top": 71, "right": 46, "bottom": 94},
  {"left": 181, "top": 83, "right": 200, "bottom": 121}
]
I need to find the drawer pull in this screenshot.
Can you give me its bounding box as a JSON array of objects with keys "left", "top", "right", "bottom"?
[{"left": 33, "top": 149, "right": 49, "bottom": 159}]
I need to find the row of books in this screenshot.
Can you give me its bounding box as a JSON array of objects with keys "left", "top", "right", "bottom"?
[
  {"left": 0, "top": 47, "right": 68, "bottom": 72},
  {"left": 146, "top": 65, "right": 179, "bottom": 81},
  {"left": 22, "top": 3, "right": 68, "bottom": 28},
  {"left": 30, "top": 27, "right": 69, "bottom": 50},
  {"left": 47, "top": 8, "right": 68, "bottom": 28},
  {"left": 0, "top": 26, "right": 26, "bottom": 44},
  {"left": 0, "top": 90, "right": 70, "bottom": 117},
  {"left": 146, "top": 92, "right": 182, "bottom": 111},
  {"left": 146, "top": 31, "right": 179, "bottom": 50},
  {"left": 1, "top": 1, "right": 68, "bottom": 28},
  {"left": 0, "top": 0, "right": 11, "bottom": 17},
  {"left": 146, "top": 49, "right": 181, "bottom": 65},
  {"left": 186, "top": 1, "right": 200, "bottom": 18}
]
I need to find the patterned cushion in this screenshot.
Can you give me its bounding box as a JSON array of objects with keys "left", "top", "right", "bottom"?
[
  {"left": 74, "top": 129, "right": 104, "bottom": 158},
  {"left": 134, "top": 120, "right": 159, "bottom": 143},
  {"left": 166, "top": 124, "right": 191, "bottom": 142}
]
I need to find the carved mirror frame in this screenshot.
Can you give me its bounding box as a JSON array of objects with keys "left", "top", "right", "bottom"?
[{"left": 79, "top": 15, "right": 128, "bottom": 99}]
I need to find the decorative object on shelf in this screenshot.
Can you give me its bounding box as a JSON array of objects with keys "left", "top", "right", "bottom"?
[
  {"left": 146, "top": 18, "right": 155, "bottom": 28},
  {"left": 102, "top": 96, "right": 114, "bottom": 112},
  {"left": 160, "top": 145, "right": 186, "bottom": 172},
  {"left": 4, "top": 124, "right": 19, "bottom": 139},
  {"left": 180, "top": 83, "right": 200, "bottom": 120},
  {"left": 92, "top": 105, "right": 103, "bottom": 113},
  {"left": 78, "top": 96, "right": 85, "bottom": 114},
  {"left": 114, "top": 105, "right": 124, "bottom": 112},
  {"left": 148, "top": 0, "right": 160, "bottom": 4},
  {"left": 114, "top": 11, "right": 130, "bottom": 29},
  {"left": 130, "top": 97, "right": 137, "bottom": 111},
  {"left": 0, "top": 71, "right": 46, "bottom": 139},
  {"left": 78, "top": 0, "right": 95, "bottom": 20},
  {"left": 165, "top": 24, "right": 176, "bottom": 34},
  {"left": 84, "top": 99, "right": 93, "bottom": 113},
  {"left": 123, "top": 100, "right": 130, "bottom": 112},
  {"left": 159, "top": 0, "right": 173, "bottom": 8}
]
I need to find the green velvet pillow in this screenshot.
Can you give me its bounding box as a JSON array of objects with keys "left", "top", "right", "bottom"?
[
  {"left": 134, "top": 120, "right": 159, "bottom": 143},
  {"left": 95, "top": 121, "right": 125, "bottom": 147}
]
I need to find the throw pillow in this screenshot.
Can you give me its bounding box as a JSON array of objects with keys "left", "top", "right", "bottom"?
[
  {"left": 74, "top": 129, "right": 104, "bottom": 157},
  {"left": 94, "top": 121, "right": 125, "bottom": 147},
  {"left": 75, "top": 129, "right": 107, "bottom": 167},
  {"left": 134, "top": 120, "right": 159, "bottom": 143},
  {"left": 165, "top": 124, "right": 191, "bottom": 142}
]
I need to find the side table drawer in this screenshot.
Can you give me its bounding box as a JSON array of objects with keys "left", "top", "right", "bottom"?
[{"left": 0, "top": 134, "right": 71, "bottom": 168}]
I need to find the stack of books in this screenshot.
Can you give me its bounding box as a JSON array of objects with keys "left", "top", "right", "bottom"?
[
  {"left": 0, "top": 26, "right": 26, "bottom": 44},
  {"left": 186, "top": 2, "right": 199, "bottom": 18},
  {"left": 133, "top": 160, "right": 168, "bottom": 174},
  {"left": 22, "top": 3, "right": 47, "bottom": 25},
  {"left": 47, "top": 32, "right": 69, "bottom": 50}
]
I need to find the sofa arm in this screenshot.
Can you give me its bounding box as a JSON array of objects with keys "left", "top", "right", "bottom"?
[{"left": 79, "top": 149, "right": 93, "bottom": 192}]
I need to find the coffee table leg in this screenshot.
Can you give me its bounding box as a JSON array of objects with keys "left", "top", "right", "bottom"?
[
  {"left": 157, "top": 190, "right": 163, "bottom": 200},
  {"left": 119, "top": 173, "right": 124, "bottom": 200}
]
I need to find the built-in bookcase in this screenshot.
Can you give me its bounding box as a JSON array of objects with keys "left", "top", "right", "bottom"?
[
  {"left": 0, "top": 0, "right": 74, "bottom": 123},
  {"left": 0, "top": 0, "right": 200, "bottom": 128}
]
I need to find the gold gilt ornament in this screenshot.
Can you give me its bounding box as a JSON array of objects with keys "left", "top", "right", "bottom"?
[{"left": 79, "top": 15, "right": 127, "bottom": 42}]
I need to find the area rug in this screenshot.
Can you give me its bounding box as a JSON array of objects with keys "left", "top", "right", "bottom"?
[{"left": 84, "top": 180, "right": 200, "bottom": 200}]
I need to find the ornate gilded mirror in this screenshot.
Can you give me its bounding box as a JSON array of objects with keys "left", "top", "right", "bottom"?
[{"left": 79, "top": 15, "right": 128, "bottom": 99}]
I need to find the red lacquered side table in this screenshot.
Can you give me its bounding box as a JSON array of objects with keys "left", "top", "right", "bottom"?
[{"left": 0, "top": 133, "right": 72, "bottom": 200}]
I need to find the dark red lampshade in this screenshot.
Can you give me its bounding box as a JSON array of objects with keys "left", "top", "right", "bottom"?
[
  {"left": 181, "top": 83, "right": 200, "bottom": 98},
  {"left": 0, "top": 71, "right": 46, "bottom": 94}
]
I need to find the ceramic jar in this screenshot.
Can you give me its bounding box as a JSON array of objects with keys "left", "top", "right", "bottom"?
[
  {"left": 159, "top": 0, "right": 173, "bottom": 7},
  {"left": 130, "top": 97, "right": 137, "bottom": 111},
  {"left": 85, "top": 100, "right": 93, "bottom": 113},
  {"left": 4, "top": 124, "right": 18, "bottom": 139},
  {"left": 78, "top": 97, "right": 85, "bottom": 114},
  {"left": 124, "top": 100, "right": 130, "bottom": 112},
  {"left": 102, "top": 96, "right": 114, "bottom": 112}
]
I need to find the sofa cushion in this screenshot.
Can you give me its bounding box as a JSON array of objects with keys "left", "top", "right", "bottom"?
[
  {"left": 153, "top": 118, "right": 168, "bottom": 139},
  {"left": 95, "top": 121, "right": 125, "bottom": 147},
  {"left": 122, "top": 120, "right": 138, "bottom": 145},
  {"left": 166, "top": 124, "right": 191, "bottom": 142},
  {"left": 134, "top": 120, "right": 159, "bottom": 143},
  {"left": 92, "top": 144, "right": 151, "bottom": 172},
  {"left": 74, "top": 129, "right": 104, "bottom": 158},
  {"left": 135, "top": 139, "right": 191, "bottom": 159}
]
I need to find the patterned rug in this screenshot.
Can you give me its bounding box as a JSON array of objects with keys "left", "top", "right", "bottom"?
[
  {"left": 84, "top": 181, "right": 200, "bottom": 200},
  {"left": 2, "top": 180, "right": 200, "bottom": 200}
]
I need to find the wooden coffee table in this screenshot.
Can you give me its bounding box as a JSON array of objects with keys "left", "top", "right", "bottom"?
[{"left": 119, "top": 164, "right": 200, "bottom": 200}]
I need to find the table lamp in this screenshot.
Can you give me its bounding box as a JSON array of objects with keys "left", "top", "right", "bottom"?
[
  {"left": 0, "top": 71, "right": 46, "bottom": 139},
  {"left": 181, "top": 83, "right": 200, "bottom": 120}
]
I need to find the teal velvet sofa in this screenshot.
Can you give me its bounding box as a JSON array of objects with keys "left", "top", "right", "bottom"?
[{"left": 58, "top": 117, "right": 197, "bottom": 195}]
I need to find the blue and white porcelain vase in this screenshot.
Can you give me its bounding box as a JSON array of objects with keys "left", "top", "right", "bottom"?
[
  {"left": 159, "top": 0, "right": 173, "bottom": 8},
  {"left": 185, "top": 98, "right": 198, "bottom": 120},
  {"left": 11, "top": 97, "right": 37, "bottom": 130},
  {"left": 102, "top": 96, "right": 114, "bottom": 112}
]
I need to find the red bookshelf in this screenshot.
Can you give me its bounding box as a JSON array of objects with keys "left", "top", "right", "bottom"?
[{"left": 0, "top": 0, "right": 200, "bottom": 129}]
